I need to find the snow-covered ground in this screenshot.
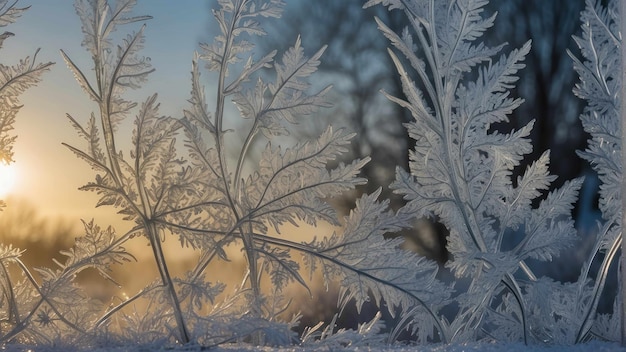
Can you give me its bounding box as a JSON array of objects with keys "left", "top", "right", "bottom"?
[
  {"left": 4, "top": 341, "right": 625, "bottom": 352},
  {"left": 212, "top": 341, "right": 626, "bottom": 352}
]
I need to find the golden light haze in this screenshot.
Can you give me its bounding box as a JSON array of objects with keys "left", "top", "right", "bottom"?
[
  {"left": 4, "top": 1, "right": 210, "bottom": 229},
  {"left": 0, "top": 161, "right": 17, "bottom": 198}
]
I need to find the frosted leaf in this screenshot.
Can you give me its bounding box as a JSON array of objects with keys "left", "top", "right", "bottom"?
[
  {"left": 516, "top": 178, "right": 583, "bottom": 262},
  {"left": 53, "top": 220, "right": 134, "bottom": 283},
  {"left": 0, "top": 1, "right": 28, "bottom": 27},
  {"left": 242, "top": 127, "right": 368, "bottom": 231},
  {"left": 516, "top": 277, "right": 594, "bottom": 344},
  {"left": 64, "top": 0, "right": 153, "bottom": 131},
  {"left": 0, "top": 51, "right": 52, "bottom": 163},
  {"left": 0, "top": 243, "right": 23, "bottom": 262},
  {"left": 572, "top": 0, "right": 621, "bottom": 211},
  {"left": 567, "top": 0, "right": 622, "bottom": 343},
  {"left": 592, "top": 299, "right": 621, "bottom": 342},
  {"left": 303, "top": 190, "right": 449, "bottom": 343},
  {"left": 200, "top": 0, "right": 282, "bottom": 73},
  {"left": 231, "top": 37, "right": 331, "bottom": 138}
]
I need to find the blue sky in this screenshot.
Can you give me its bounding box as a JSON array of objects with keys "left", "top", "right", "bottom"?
[{"left": 5, "top": 1, "right": 218, "bottom": 224}]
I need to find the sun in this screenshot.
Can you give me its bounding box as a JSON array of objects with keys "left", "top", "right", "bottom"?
[{"left": 0, "top": 161, "right": 17, "bottom": 197}]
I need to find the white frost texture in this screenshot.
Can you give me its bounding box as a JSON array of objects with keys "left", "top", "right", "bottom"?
[{"left": 0, "top": 0, "right": 623, "bottom": 350}]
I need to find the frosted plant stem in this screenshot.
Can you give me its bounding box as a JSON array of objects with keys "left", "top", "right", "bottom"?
[
  {"left": 132, "top": 112, "right": 189, "bottom": 344},
  {"left": 212, "top": 0, "right": 264, "bottom": 342},
  {"left": 577, "top": 235, "right": 621, "bottom": 342},
  {"left": 233, "top": 119, "right": 259, "bottom": 202},
  {"left": 145, "top": 221, "right": 190, "bottom": 344},
  {"left": 211, "top": 1, "right": 265, "bottom": 331},
  {"left": 95, "top": 284, "right": 163, "bottom": 329},
  {"left": 621, "top": 0, "right": 626, "bottom": 345}
]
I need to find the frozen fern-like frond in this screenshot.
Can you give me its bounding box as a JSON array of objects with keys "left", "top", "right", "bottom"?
[
  {"left": 243, "top": 127, "right": 367, "bottom": 232},
  {"left": 53, "top": 220, "right": 134, "bottom": 284},
  {"left": 571, "top": 0, "right": 620, "bottom": 224},
  {"left": 175, "top": 0, "right": 453, "bottom": 345},
  {"left": 62, "top": 0, "right": 195, "bottom": 344},
  {"left": 0, "top": 0, "right": 57, "bottom": 344},
  {"left": 300, "top": 190, "right": 449, "bottom": 343},
  {"left": 568, "top": 0, "right": 622, "bottom": 343},
  {"left": 486, "top": 277, "right": 593, "bottom": 344},
  {"left": 231, "top": 35, "right": 331, "bottom": 139},
  {"left": 0, "top": 244, "right": 24, "bottom": 338},
  {"left": 68, "top": 0, "right": 152, "bottom": 101},
  {"left": 0, "top": 220, "right": 134, "bottom": 345},
  {"left": 0, "top": 1, "right": 28, "bottom": 27},
  {"left": 179, "top": 0, "right": 368, "bottom": 319},
  {"left": 514, "top": 178, "right": 582, "bottom": 262},
  {"left": 115, "top": 293, "right": 174, "bottom": 345},
  {"left": 241, "top": 189, "right": 448, "bottom": 343},
  {"left": 62, "top": 0, "right": 377, "bottom": 346},
  {"left": 370, "top": 0, "right": 581, "bottom": 343},
  {"left": 0, "top": 51, "right": 53, "bottom": 164},
  {"left": 0, "top": 243, "right": 22, "bottom": 262},
  {"left": 0, "top": 1, "right": 52, "bottom": 194},
  {"left": 591, "top": 302, "right": 621, "bottom": 342}
]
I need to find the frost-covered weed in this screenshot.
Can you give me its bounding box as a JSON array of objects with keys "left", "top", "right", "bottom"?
[
  {"left": 47, "top": 0, "right": 445, "bottom": 348},
  {"left": 0, "top": 0, "right": 61, "bottom": 344},
  {"left": 367, "top": 0, "right": 584, "bottom": 343},
  {"left": 570, "top": 0, "right": 622, "bottom": 342},
  {"left": 366, "top": 0, "right": 624, "bottom": 345},
  {"left": 0, "top": 1, "right": 52, "bottom": 198},
  {"left": 0, "top": 0, "right": 622, "bottom": 349}
]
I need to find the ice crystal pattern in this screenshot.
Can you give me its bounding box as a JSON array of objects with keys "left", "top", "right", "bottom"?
[
  {"left": 0, "top": 0, "right": 622, "bottom": 349},
  {"left": 569, "top": 0, "right": 622, "bottom": 343},
  {"left": 367, "top": 0, "right": 584, "bottom": 344},
  {"left": 27, "top": 0, "right": 447, "bottom": 348}
]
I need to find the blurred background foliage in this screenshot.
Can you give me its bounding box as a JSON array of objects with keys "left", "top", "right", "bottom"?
[{"left": 0, "top": 196, "right": 75, "bottom": 270}]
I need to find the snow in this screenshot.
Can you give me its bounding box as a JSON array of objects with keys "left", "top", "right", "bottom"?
[{"left": 3, "top": 341, "right": 625, "bottom": 352}]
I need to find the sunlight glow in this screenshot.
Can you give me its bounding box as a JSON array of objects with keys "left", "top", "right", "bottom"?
[{"left": 0, "top": 161, "right": 17, "bottom": 197}]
